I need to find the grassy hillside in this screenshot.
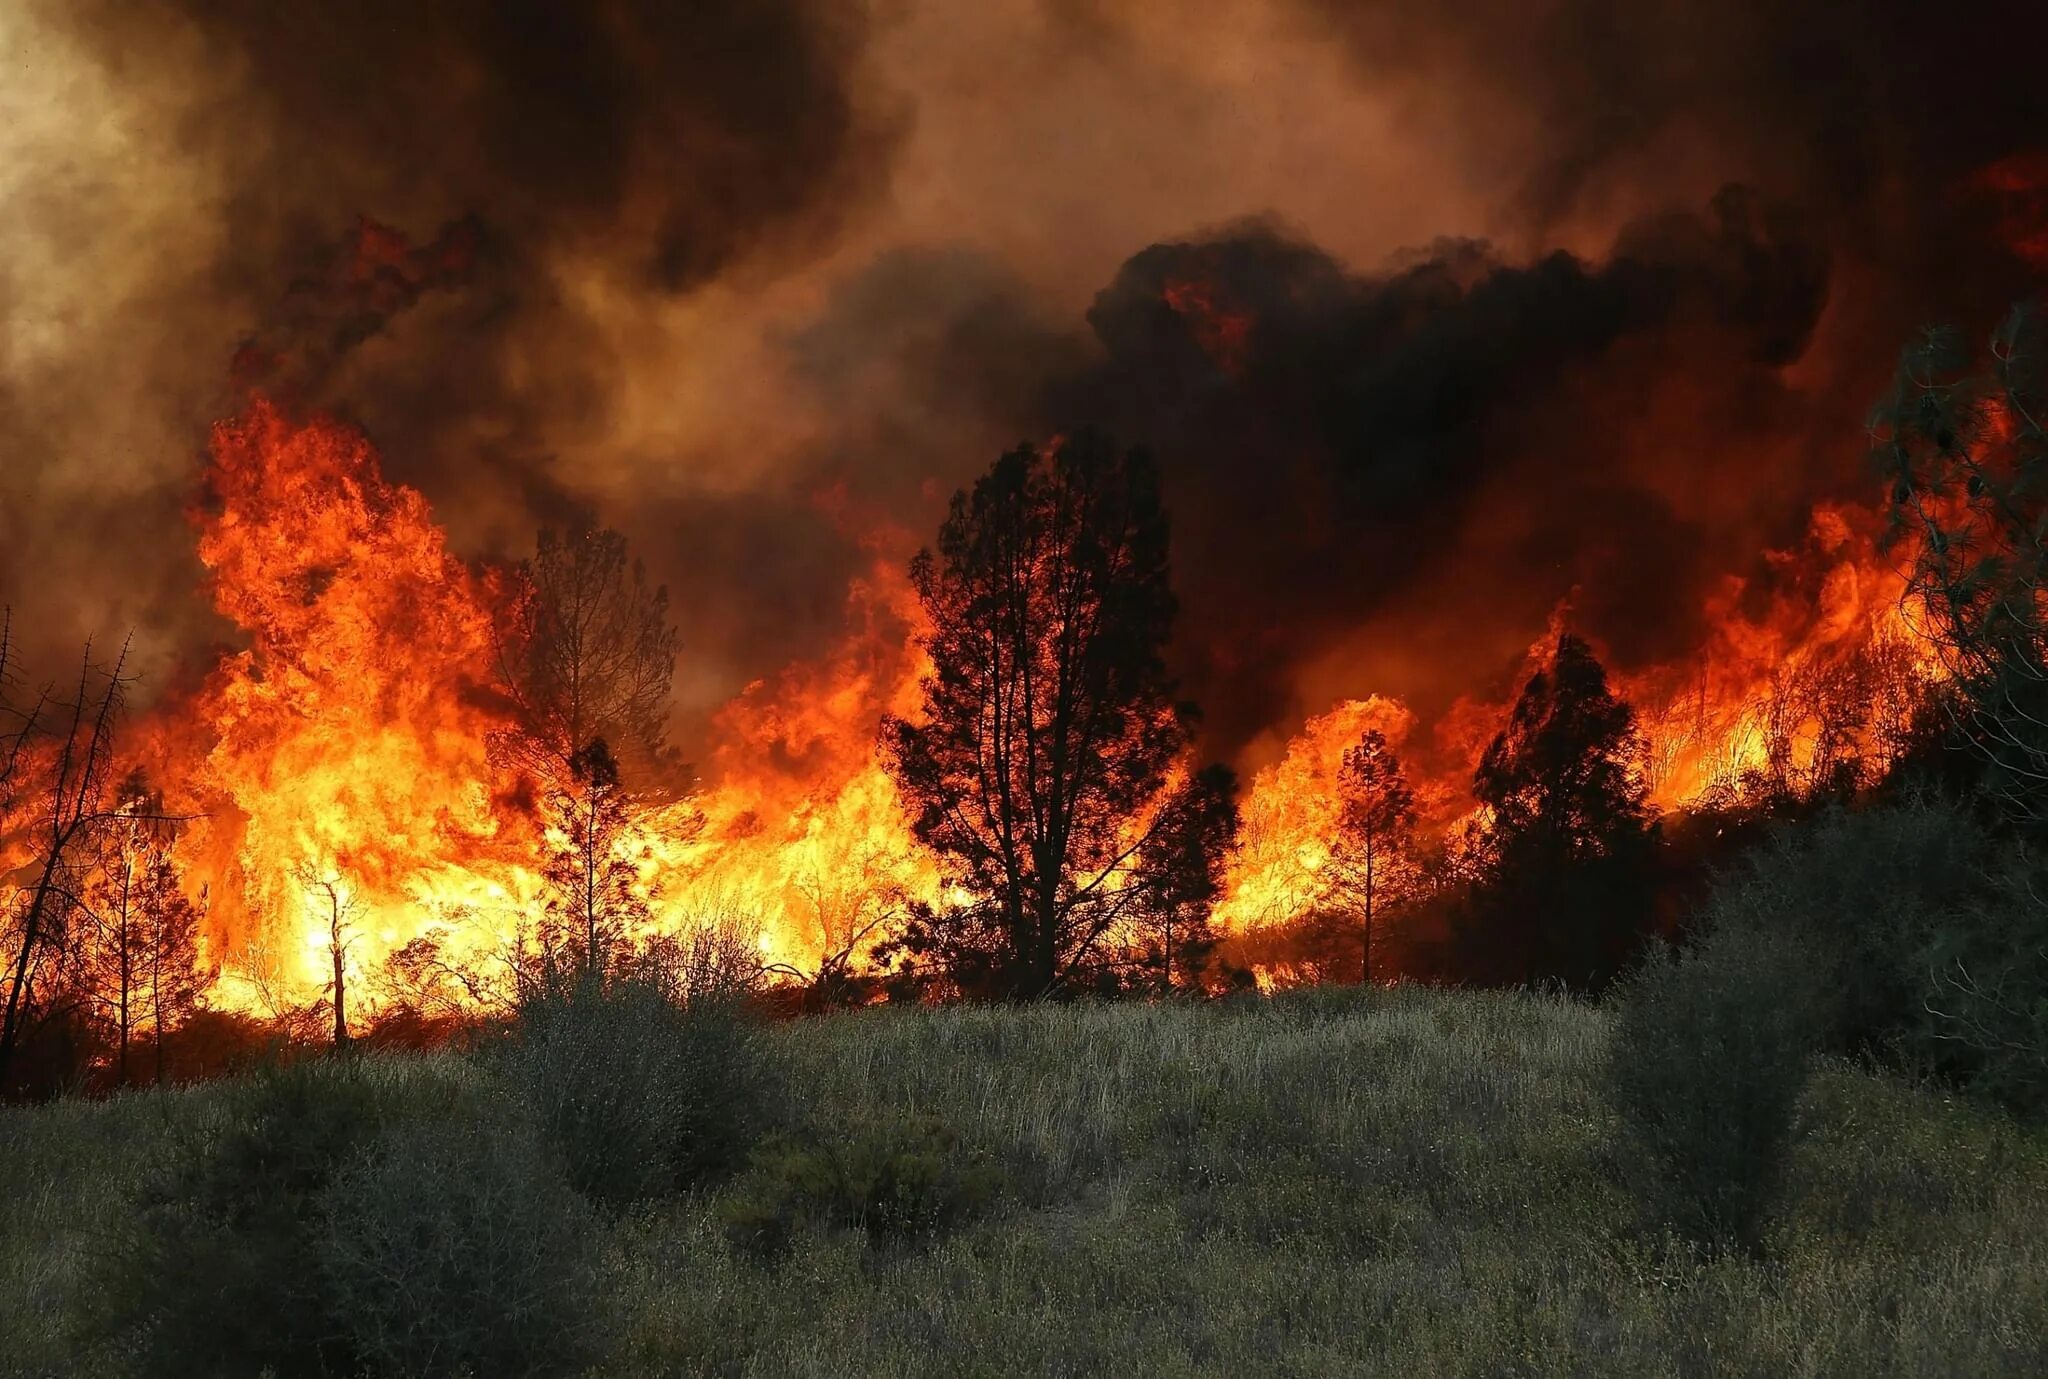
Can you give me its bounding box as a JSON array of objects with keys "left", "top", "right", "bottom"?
[{"left": 5, "top": 987, "right": 2046, "bottom": 1377}]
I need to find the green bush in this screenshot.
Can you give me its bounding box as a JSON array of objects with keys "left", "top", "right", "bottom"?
[
  {"left": 1914, "top": 850, "right": 2048, "bottom": 1113},
  {"left": 504, "top": 978, "right": 775, "bottom": 1209},
  {"left": 91, "top": 1056, "right": 398, "bottom": 1376},
  {"left": 1698, "top": 798, "right": 1989, "bottom": 1054},
  {"left": 1607, "top": 926, "right": 1838, "bottom": 1255},
  {"left": 318, "top": 1117, "right": 599, "bottom": 1378},
  {"left": 1696, "top": 797, "right": 2048, "bottom": 1114},
  {"left": 720, "top": 1114, "right": 1007, "bottom": 1258}
]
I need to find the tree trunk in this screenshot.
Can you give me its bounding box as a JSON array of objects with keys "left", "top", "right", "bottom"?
[
  {"left": 1362, "top": 853, "right": 1375, "bottom": 987},
  {"left": 331, "top": 919, "right": 349, "bottom": 1050},
  {"left": 0, "top": 853, "right": 67, "bottom": 1088}
]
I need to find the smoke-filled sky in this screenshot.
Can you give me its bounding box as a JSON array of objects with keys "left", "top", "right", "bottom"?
[{"left": 4, "top": 0, "right": 2046, "bottom": 769}]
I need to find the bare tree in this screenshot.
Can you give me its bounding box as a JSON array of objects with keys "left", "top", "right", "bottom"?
[
  {"left": 495, "top": 524, "right": 678, "bottom": 783},
  {"left": 294, "top": 862, "right": 363, "bottom": 1050},
  {"left": 0, "top": 637, "right": 131, "bottom": 1092}
]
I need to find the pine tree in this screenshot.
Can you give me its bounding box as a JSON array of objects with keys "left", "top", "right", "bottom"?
[
  {"left": 539, "top": 739, "right": 649, "bottom": 988},
  {"left": 1325, "top": 731, "right": 1417, "bottom": 985},
  {"left": 1470, "top": 633, "right": 1654, "bottom": 989}
]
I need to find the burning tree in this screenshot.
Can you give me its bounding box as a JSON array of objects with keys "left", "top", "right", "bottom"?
[
  {"left": 292, "top": 863, "right": 363, "bottom": 1050},
  {"left": 496, "top": 523, "right": 679, "bottom": 784},
  {"left": 0, "top": 635, "right": 134, "bottom": 1093},
  {"left": 1127, "top": 764, "right": 1239, "bottom": 993},
  {"left": 1467, "top": 632, "right": 1656, "bottom": 989},
  {"left": 884, "top": 434, "right": 1230, "bottom": 998},
  {"left": 1876, "top": 308, "right": 2048, "bottom": 822},
  {"left": 78, "top": 777, "right": 208, "bottom": 1084},
  {"left": 536, "top": 739, "right": 650, "bottom": 988},
  {"left": 1323, "top": 730, "right": 1418, "bottom": 986}
]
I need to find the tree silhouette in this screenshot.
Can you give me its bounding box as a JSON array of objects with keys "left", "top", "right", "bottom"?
[
  {"left": 883, "top": 433, "right": 1219, "bottom": 998},
  {"left": 134, "top": 848, "right": 206, "bottom": 1084},
  {"left": 293, "top": 862, "right": 362, "bottom": 1050},
  {"left": 86, "top": 785, "right": 209, "bottom": 1085},
  {"left": 1325, "top": 730, "right": 1417, "bottom": 985},
  {"left": 1469, "top": 632, "right": 1655, "bottom": 989},
  {"left": 538, "top": 738, "right": 649, "bottom": 988},
  {"left": 1, "top": 637, "right": 132, "bottom": 1092},
  {"left": 1129, "top": 764, "right": 1239, "bottom": 993},
  {"left": 81, "top": 779, "right": 160, "bottom": 1084},
  {"left": 1874, "top": 308, "right": 2048, "bottom": 822},
  {"left": 496, "top": 524, "right": 678, "bottom": 784}
]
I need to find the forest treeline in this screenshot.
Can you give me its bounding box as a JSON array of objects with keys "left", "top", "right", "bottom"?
[{"left": 3, "top": 309, "right": 2047, "bottom": 1119}]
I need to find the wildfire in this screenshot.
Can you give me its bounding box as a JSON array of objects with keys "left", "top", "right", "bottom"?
[
  {"left": 131, "top": 401, "right": 946, "bottom": 1021},
  {"left": 1211, "top": 500, "right": 1945, "bottom": 938},
  {"left": 180, "top": 402, "right": 538, "bottom": 1014},
  {"left": 659, "top": 555, "right": 945, "bottom": 973},
  {"left": 1211, "top": 697, "right": 1415, "bottom": 931},
  {"left": 125, "top": 399, "right": 1955, "bottom": 1010},
  {"left": 111, "top": 386, "right": 1953, "bottom": 1013}
]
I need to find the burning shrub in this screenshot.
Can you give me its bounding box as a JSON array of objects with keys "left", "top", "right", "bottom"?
[
  {"left": 719, "top": 1113, "right": 1007, "bottom": 1259},
  {"left": 503, "top": 977, "right": 776, "bottom": 1209},
  {"left": 317, "top": 1117, "right": 600, "bottom": 1378},
  {"left": 1607, "top": 926, "right": 1837, "bottom": 1255}
]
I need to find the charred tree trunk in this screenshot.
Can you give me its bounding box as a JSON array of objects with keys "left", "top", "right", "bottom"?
[{"left": 331, "top": 929, "right": 348, "bottom": 1050}]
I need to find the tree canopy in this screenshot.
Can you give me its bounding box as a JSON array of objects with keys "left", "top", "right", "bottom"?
[
  {"left": 497, "top": 525, "right": 677, "bottom": 783},
  {"left": 883, "top": 433, "right": 1231, "bottom": 997},
  {"left": 1468, "top": 632, "right": 1655, "bottom": 988}
]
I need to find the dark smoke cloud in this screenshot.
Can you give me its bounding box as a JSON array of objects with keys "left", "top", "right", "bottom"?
[
  {"left": 93, "top": 0, "right": 894, "bottom": 293},
  {"left": 1292, "top": 0, "right": 2048, "bottom": 301},
  {"left": 1040, "top": 188, "right": 1830, "bottom": 751},
  {"left": 11, "top": 0, "right": 2048, "bottom": 778},
  {"left": 4, "top": 0, "right": 897, "bottom": 681}
]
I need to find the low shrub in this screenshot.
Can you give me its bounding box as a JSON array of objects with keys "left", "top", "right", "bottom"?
[
  {"left": 1607, "top": 926, "right": 1838, "bottom": 1255},
  {"left": 1913, "top": 850, "right": 2048, "bottom": 1113},
  {"left": 1695, "top": 796, "right": 2048, "bottom": 1115},
  {"left": 720, "top": 1114, "right": 1007, "bottom": 1258},
  {"left": 1698, "top": 797, "right": 1989, "bottom": 1055},
  {"left": 504, "top": 977, "right": 776, "bottom": 1209},
  {"left": 91, "top": 1056, "right": 398, "bottom": 1376},
  {"left": 318, "top": 1117, "right": 599, "bottom": 1378}
]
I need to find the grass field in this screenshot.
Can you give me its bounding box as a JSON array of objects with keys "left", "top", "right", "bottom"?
[{"left": 4, "top": 986, "right": 2045, "bottom": 1377}]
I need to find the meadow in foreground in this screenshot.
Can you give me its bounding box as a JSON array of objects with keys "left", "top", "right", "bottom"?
[{"left": 3, "top": 985, "right": 2044, "bottom": 1379}]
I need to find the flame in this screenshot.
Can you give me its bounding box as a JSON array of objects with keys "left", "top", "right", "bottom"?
[
  {"left": 112, "top": 388, "right": 1955, "bottom": 1013},
  {"left": 659, "top": 555, "right": 945, "bottom": 971},
  {"left": 131, "top": 402, "right": 944, "bottom": 1020},
  {"left": 1211, "top": 696, "right": 1415, "bottom": 931},
  {"left": 1618, "top": 502, "right": 1938, "bottom": 809},
  {"left": 178, "top": 401, "right": 539, "bottom": 1015},
  {"left": 1213, "top": 499, "right": 1945, "bottom": 943}
]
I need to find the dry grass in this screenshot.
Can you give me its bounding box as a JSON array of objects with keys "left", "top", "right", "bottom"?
[{"left": 4, "top": 987, "right": 2045, "bottom": 1377}]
